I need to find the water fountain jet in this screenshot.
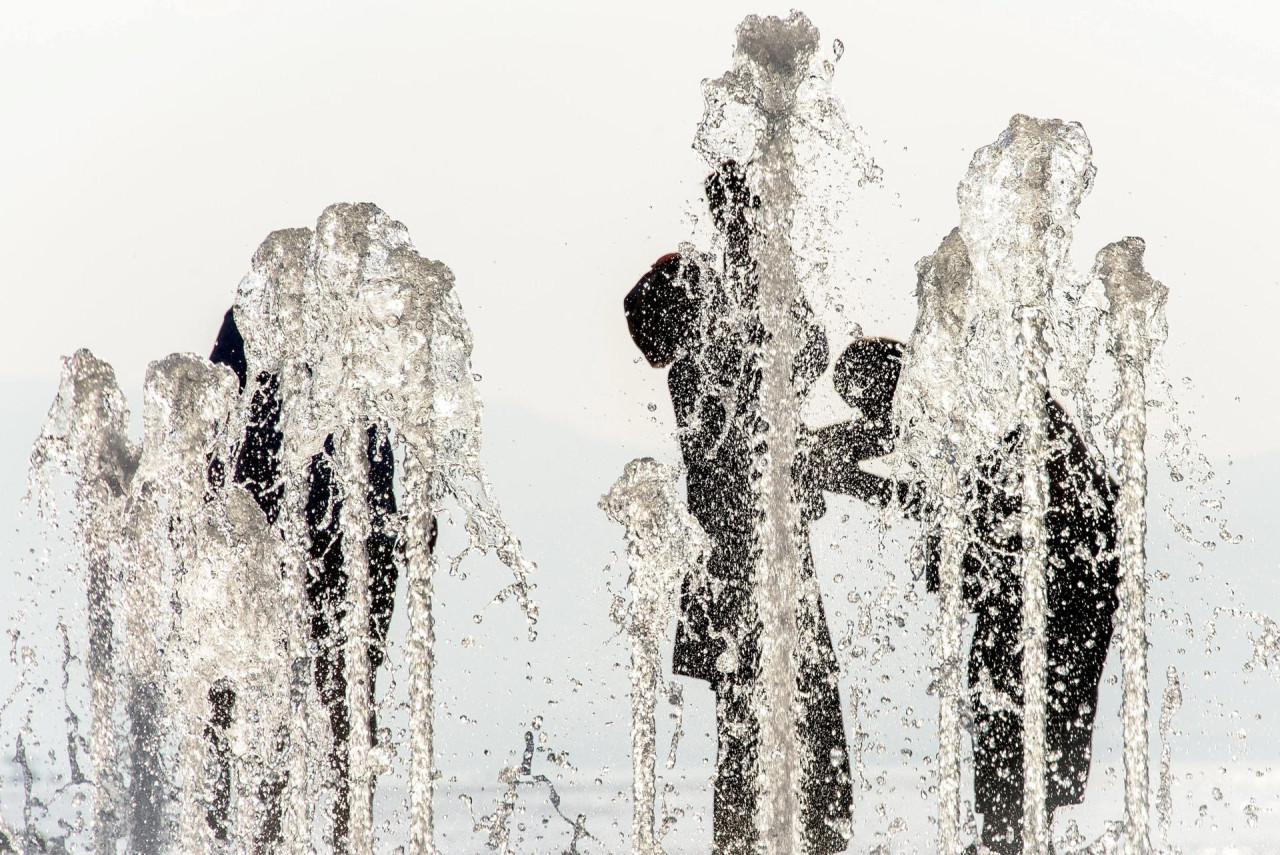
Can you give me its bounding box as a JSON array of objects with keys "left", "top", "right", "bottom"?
[
  {"left": 601, "top": 457, "right": 709, "bottom": 855},
  {"left": 21, "top": 203, "right": 536, "bottom": 855}
]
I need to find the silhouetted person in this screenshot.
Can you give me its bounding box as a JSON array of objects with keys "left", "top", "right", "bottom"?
[
  {"left": 807, "top": 338, "right": 908, "bottom": 508},
  {"left": 817, "top": 337, "right": 1120, "bottom": 855},
  {"left": 625, "top": 162, "right": 852, "bottom": 855},
  {"left": 203, "top": 681, "right": 236, "bottom": 842},
  {"left": 208, "top": 308, "right": 425, "bottom": 853}
]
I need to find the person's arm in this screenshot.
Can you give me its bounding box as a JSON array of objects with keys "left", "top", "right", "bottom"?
[
  {"left": 810, "top": 426, "right": 887, "bottom": 503},
  {"left": 807, "top": 421, "right": 891, "bottom": 500},
  {"left": 808, "top": 421, "right": 929, "bottom": 518},
  {"left": 793, "top": 304, "right": 829, "bottom": 390},
  {"left": 208, "top": 306, "right": 288, "bottom": 520},
  {"left": 209, "top": 308, "right": 248, "bottom": 392}
]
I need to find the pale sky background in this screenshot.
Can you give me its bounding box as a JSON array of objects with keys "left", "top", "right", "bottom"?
[
  {"left": 3, "top": 2, "right": 1279, "bottom": 851},
  {"left": 1, "top": 0, "right": 1277, "bottom": 459}
]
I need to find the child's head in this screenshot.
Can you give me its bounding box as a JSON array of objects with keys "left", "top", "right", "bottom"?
[
  {"left": 625, "top": 254, "right": 702, "bottom": 368},
  {"left": 833, "top": 337, "right": 904, "bottom": 424}
]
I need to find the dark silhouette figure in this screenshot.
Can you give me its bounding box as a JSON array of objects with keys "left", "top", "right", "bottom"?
[
  {"left": 207, "top": 308, "right": 426, "bottom": 853},
  {"left": 203, "top": 681, "right": 236, "bottom": 842},
  {"left": 817, "top": 337, "right": 1120, "bottom": 855},
  {"left": 807, "top": 338, "right": 909, "bottom": 508},
  {"left": 625, "top": 162, "right": 852, "bottom": 855}
]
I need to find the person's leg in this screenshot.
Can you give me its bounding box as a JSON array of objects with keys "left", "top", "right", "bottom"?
[
  {"left": 797, "top": 557, "right": 852, "bottom": 854},
  {"left": 709, "top": 564, "right": 761, "bottom": 855},
  {"left": 972, "top": 709, "right": 1024, "bottom": 854},
  {"left": 797, "top": 654, "right": 852, "bottom": 853},
  {"left": 306, "top": 441, "right": 353, "bottom": 852},
  {"left": 306, "top": 425, "right": 405, "bottom": 851},
  {"left": 253, "top": 724, "right": 289, "bottom": 854},
  {"left": 970, "top": 603, "right": 1031, "bottom": 855},
  {"left": 969, "top": 576, "right": 1114, "bottom": 850},
  {"left": 204, "top": 681, "right": 236, "bottom": 842},
  {"left": 365, "top": 425, "right": 399, "bottom": 740},
  {"left": 319, "top": 637, "right": 355, "bottom": 846},
  {"left": 713, "top": 673, "right": 759, "bottom": 855},
  {"left": 1044, "top": 572, "right": 1118, "bottom": 812},
  {"left": 311, "top": 635, "right": 351, "bottom": 851}
]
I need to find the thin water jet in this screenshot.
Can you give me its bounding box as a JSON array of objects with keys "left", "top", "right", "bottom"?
[
  {"left": 601, "top": 458, "right": 710, "bottom": 855},
  {"left": 1096, "top": 237, "right": 1168, "bottom": 855},
  {"left": 28, "top": 350, "right": 138, "bottom": 855},
  {"left": 687, "top": 12, "right": 875, "bottom": 853}
]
